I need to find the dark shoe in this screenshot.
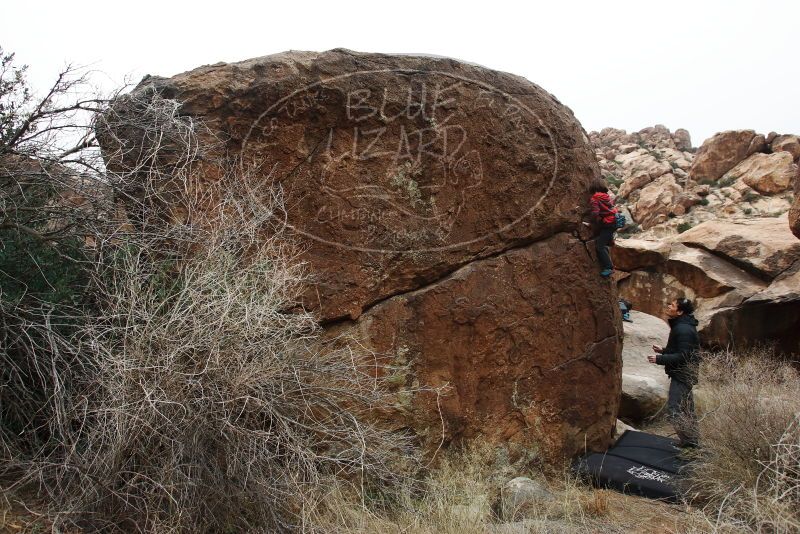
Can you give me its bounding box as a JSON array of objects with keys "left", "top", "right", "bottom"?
[
  {"left": 600, "top": 269, "right": 613, "bottom": 278},
  {"left": 622, "top": 312, "right": 632, "bottom": 322}
]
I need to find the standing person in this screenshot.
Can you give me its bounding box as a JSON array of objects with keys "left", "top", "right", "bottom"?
[
  {"left": 648, "top": 298, "right": 701, "bottom": 447},
  {"left": 588, "top": 178, "right": 618, "bottom": 277}
]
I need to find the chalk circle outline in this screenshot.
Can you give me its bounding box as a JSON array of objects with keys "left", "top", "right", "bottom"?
[{"left": 240, "top": 68, "right": 559, "bottom": 254}]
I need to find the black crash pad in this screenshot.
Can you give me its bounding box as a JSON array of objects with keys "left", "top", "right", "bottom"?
[{"left": 573, "top": 430, "right": 689, "bottom": 501}]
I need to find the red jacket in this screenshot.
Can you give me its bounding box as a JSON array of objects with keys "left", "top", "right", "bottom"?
[{"left": 590, "top": 192, "right": 618, "bottom": 226}]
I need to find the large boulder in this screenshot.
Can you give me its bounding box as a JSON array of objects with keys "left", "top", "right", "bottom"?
[
  {"left": 723, "top": 152, "right": 797, "bottom": 194},
  {"left": 106, "top": 50, "right": 622, "bottom": 460},
  {"left": 335, "top": 234, "right": 620, "bottom": 460},
  {"left": 678, "top": 216, "right": 800, "bottom": 280},
  {"left": 620, "top": 311, "right": 670, "bottom": 422},
  {"left": 689, "top": 130, "right": 766, "bottom": 183}
]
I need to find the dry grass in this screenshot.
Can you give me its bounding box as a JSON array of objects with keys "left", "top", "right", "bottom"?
[
  {"left": 299, "top": 443, "right": 705, "bottom": 534},
  {"left": 686, "top": 347, "right": 800, "bottom": 533}
]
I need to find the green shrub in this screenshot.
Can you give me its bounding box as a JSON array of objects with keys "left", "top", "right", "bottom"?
[
  {"left": 742, "top": 191, "right": 761, "bottom": 203},
  {"left": 676, "top": 222, "right": 694, "bottom": 233},
  {"left": 0, "top": 232, "right": 92, "bottom": 463},
  {"left": 604, "top": 173, "right": 623, "bottom": 188},
  {"left": 617, "top": 224, "right": 641, "bottom": 238}
]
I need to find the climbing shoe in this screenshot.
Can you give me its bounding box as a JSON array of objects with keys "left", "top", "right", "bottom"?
[{"left": 600, "top": 269, "right": 613, "bottom": 278}]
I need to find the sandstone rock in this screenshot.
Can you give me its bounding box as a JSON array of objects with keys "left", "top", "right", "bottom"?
[
  {"left": 337, "top": 234, "right": 621, "bottom": 460},
  {"left": 724, "top": 152, "right": 797, "bottom": 194},
  {"left": 630, "top": 174, "right": 693, "bottom": 229},
  {"left": 747, "top": 263, "right": 800, "bottom": 304},
  {"left": 665, "top": 243, "right": 765, "bottom": 298},
  {"left": 612, "top": 239, "right": 670, "bottom": 271},
  {"left": 771, "top": 134, "right": 800, "bottom": 161},
  {"left": 122, "top": 50, "right": 603, "bottom": 324},
  {"left": 616, "top": 152, "right": 673, "bottom": 199},
  {"left": 616, "top": 270, "right": 694, "bottom": 319},
  {"left": 674, "top": 128, "right": 692, "bottom": 151},
  {"left": 689, "top": 130, "right": 766, "bottom": 183},
  {"left": 107, "top": 50, "right": 622, "bottom": 459},
  {"left": 613, "top": 419, "right": 637, "bottom": 441},
  {"left": 500, "top": 476, "right": 554, "bottom": 520},
  {"left": 620, "top": 311, "right": 670, "bottom": 422},
  {"left": 614, "top": 220, "right": 800, "bottom": 353},
  {"left": 791, "top": 172, "right": 800, "bottom": 239},
  {"left": 678, "top": 216, "right": 800, "bottom": 280},
  {"left": 613, "top": 241, "right": 765, "bottom": 334},
  {"left": 702, "top": 296, "right": 800, "bottom": 354},
  {"left": 748, "top": 194, "right": 792, "bottom": 216}
]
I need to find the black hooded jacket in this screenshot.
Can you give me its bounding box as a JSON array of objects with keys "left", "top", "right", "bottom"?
[{"left": 656, "top": 314, "right": 700, "bottom": 385}]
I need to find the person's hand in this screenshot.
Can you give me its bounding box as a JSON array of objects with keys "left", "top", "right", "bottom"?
[
  {"left": 647, "top": 354, "right": 658, "bottom": 364},
  {"left": 652, "top": 345, "right": 663, "bottom": 353}
]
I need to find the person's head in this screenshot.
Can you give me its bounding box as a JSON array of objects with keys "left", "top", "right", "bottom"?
[
  {"left": 666, "top": 297, "right": 694, "bottom": 318},
  {"left": 588, "top": 178, "right": 609, "bottom": 195}
]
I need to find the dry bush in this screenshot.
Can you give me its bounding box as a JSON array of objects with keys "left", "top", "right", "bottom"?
[
  {"left": 2, "top": 84, "right": 428, "bottom": 532},
  {"left": 55, "top": 197, "right": 417, "bottom": 533},
  {"left": 686, "top": 347, "right": 800, "bottom": 533},
  {"left": 1, "top": 48, "right": 115, "bottom": 474}
]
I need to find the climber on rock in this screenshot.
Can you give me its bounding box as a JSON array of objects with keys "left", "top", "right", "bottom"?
[
  {"left": 648, "top": 297, "right": 701, "bottom": 448},
  {"left": 588, "top": 178, "right": 619, "bottom": 277}
]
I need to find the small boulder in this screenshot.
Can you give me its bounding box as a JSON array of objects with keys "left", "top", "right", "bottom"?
[
  {"left": 630, "top": 174, "right": 694, "bottom": 229},
  {"left": 500, "top": 476, "right": 554, "bottom": 521},
  {"left": 613, "top": 419, "right": 637, "bottom": 441},
  {"left": 724, "top": 152, "right": 797, "bottom": 194}
]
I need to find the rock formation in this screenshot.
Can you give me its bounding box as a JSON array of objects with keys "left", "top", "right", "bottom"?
[
  {"left": 106, "top": 50, "right": 622, "bottom": 460},
  {"left": 620, "top": 311, "right": 670, "bottom": 422},
  {"left": 612, "top": 216, "right": 800, "bottom": 354},
  {"left": 590, "top": 126, "right": 697, "bottom": 231},
  {"left": 727, "top": 152, "right": 797, "bottom": 195},
  {"left": 590, "top": 126, "right": 796, "bottom": 238},
  {"left": 689, "top": 130, "right": 766, "bottom": 183},
  {"left": 790, "top": 169, "right": 800, "bottom": 239}
]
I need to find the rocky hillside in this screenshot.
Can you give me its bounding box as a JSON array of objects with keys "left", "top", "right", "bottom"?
[
  {"left": 592, "top": 125, "right": 800, "bottom": 354},
  {"left": 590, "top": 126, "right": 798, "bottom": 238}
]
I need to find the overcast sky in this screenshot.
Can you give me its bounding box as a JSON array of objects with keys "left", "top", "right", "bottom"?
[{"left": 3, "top": 0, "right": 797, "bottom": 145}]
